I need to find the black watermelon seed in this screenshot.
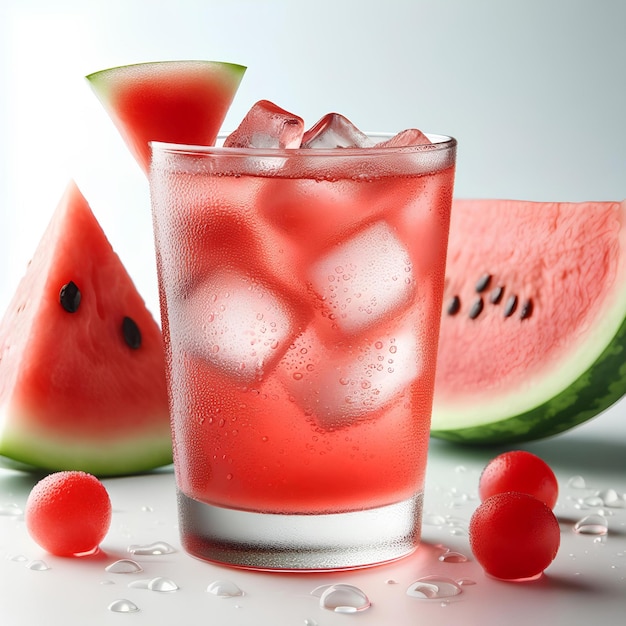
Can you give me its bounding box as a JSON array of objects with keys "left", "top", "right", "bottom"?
[
  {"left": 447, "top": 295, "right": 461, "bottom": 315},
  {"left": 59, "top": 281, "right": 81, "bottom": 313},
  {"left": 489, "top": 285, "right": 504, "bottom": 304},
  {"left": 504, "top": 295, "right": 518, "bottom": 318},
  {"left": 520, "top": 298, "right": 533, "bottom": 320},
  {"left": 469, "top": 297, "right": 484, "bottom": 319},
  {"left": 475, "top": 273, "right": 492, "bottom": 293},
  {"left": 122, "top": 316, "right": 142, "bottom": 349}
]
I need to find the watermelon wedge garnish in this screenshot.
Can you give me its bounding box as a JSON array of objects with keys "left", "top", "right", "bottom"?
[
  {"left": 0, "top": 181, "right": 172, "bottom": 475},
  {"left": 432, "top": 198, "right": 626, "bottom": 444},
  {"left": 86, "top": 60, "right": 246, "bottom": 173}
]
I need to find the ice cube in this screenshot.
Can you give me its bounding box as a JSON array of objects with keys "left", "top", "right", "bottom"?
[
  {"left": 169, "top": 269, "right": 300, "bottom": 384},
  {"left": 278, "top": 322, "right": 421, "bottom": 427},
  {"left": 374, "top": 129, "right": 431, "bottom": 147},
  {"left": 224, "top": 100, "right": 304, "bottom": 149},
  {"left": 301, "top": 113, "right": 375, "bottom": 149},
  {"left": 308, "top": 221, "right": 415, "bottom": 335}
]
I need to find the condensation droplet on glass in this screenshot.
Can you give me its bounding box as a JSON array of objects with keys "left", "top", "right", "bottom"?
[
  {"left": 105, "top": 559, "right": 144, "bottom": 574},
  {"left": 406, "top": 576, "right": 462, "bottom": 599},
  {"left": 26, "top": 559, "right": 50, "bottom": 571},
  {"left": 439, "top": 550, "right": 468, "bottom": 563},
  {"left": 108, "top": 599, "right": 140, "bottom": 613},
  {"left": 319, "top": 584, "right": 371, "bottom": 613},
  {"left": 568, "top": 475, "right": 587, "bottom": 489},
  {"left": 573, "top": 514, "right": 609, "bottom": 535},
  {"left": 128, "top": 541, "right": 176, "bottom": 556},
  {"left": 206, "top": 580, "right": 244, "bottom": 598}
]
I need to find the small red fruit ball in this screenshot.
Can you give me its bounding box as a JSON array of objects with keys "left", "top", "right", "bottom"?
[
  {"left": 25, "top": 471, "right": 112, "bottom": 556},
  {"left": 479, "top": 450, "right": 559, "bottom": 509},
  {"left": 469, "top": 491, "right": 561, "bottom": 580}
]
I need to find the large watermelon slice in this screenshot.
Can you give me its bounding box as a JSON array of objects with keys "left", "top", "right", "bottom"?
[
  {"left": 0, "top": 181, "right": 172, "bottom": 475},
  {"left": 86, "top": 60, "right": 246, "bottom": 173},
  {"left": 432, "top": 198, "right": 626, "bottom": 444}
]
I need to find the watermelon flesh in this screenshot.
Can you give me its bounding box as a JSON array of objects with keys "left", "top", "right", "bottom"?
[
  {"left": 87, "top": 60, "right": 246, "bottom": 173},
  {"left": 432, "top": 198, "right": 626, "bottom": 444},
  {"left": 0, "top": 182, "right": 172, "bottom": 475}
]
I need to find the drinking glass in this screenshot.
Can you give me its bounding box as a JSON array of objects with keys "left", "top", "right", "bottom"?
[{"left": 149, "top": 133, "right": 456, "bottom": 570}]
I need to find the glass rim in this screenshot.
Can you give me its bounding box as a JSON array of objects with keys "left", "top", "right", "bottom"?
[{"left": 150, "top": 132, "right": 456, "bottom": 159}]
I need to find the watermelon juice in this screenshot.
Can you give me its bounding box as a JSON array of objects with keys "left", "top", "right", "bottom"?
[{"left": 149, "top": 132, "right": 456, "bottom": 569}]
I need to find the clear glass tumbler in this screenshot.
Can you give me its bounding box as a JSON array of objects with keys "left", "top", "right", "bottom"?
[{"left": 149, "top": 133, "right": 456, "bottom": 570}]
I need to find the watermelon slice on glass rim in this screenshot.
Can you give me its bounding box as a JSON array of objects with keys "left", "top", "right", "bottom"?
[
  {"left": 0, "top": 182, "right": 172, "bottom": 475},
  {"left": 86, "top": 59, "right": 246, "bottom": 173},
  {"left": 432, "top": 198, "right": 626, "bottom": 444}
]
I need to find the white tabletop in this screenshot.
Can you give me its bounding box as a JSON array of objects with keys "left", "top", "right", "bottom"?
[{"left": 1, "top": 400, "right": 624, "bottom": 626}]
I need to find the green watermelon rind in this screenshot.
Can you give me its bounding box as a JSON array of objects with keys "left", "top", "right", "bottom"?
[
  {"left": 85, "top": 59, "right": 247, "bottom": 91},
  {"left": 431, "top": 290, "right": 626, "bottom": 445},
  {"left": 0, "top": 416, "right": 172, "bottom": 476}
]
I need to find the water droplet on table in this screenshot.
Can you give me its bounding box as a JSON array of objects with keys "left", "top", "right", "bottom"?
[
  {"left": 26, "top": 560, "right": 50, "bottom": 571},
  {"left": 319, "top": 584, "right": 371, "bottom": 613},
  {"left": 148, "top": 577, "right": 179, "bottom": 592},
  {"left": 583, "top": 495, "right": 604, "bottom": 507},
  {"left": 573, "top": 514, "right": 609, "bottom": 535},
  {"left": 0, "top": 503, "right": 23, "bottom": 516},
  {"left": 568, "top": 475, "right": 586, "bottom": 489},
  {"left": 206, "top": 580, "right": 244, "bottom": 598},
  {"left": 456, "top": 578, "right": 477, "bottom": 586},
  {"left": 108, "top": 599, "right": 140, "bottom": 613},
  {"left": 423, "top": 513, "right": 447, "bottom": 526},
  {"left": 407, "top": 576, "right": 463, "bottom": 599},
  {"left": 439, "top": 550, "right": 468, "bottom": 563},
  {"left": 598, "top": 488, "right": 625, "bottom": 508},
  {"left": 105, "top": 559, "right": 144, "bottom": 573},
  {"left": 128, "top": 541, "right": 176, "bottom": 555}
]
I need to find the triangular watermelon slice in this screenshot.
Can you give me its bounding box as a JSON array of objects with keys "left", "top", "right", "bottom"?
[
  {"left": 0, "top": 181, "right": 172, "bottom": 475},
  {"left": 86, "top": 60, "right": 246, "bottom": 173},
  {"left": 432, "top": 198, "right": 626, "bottom": 444}
]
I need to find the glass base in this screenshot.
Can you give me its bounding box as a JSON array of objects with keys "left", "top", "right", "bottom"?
[{"left": 177, "top": 490, "right": 423, "bottom": 571}]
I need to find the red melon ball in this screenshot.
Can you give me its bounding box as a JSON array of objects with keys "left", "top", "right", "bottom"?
[
  {"left": 469, "top": 491, "right": 561, "bottom": 580},
  {"left": 25, "top": 471, "right": 112, "bottom": 556},
  {"left": 479, "top": 450, "right": 559, "bottom": 509}
]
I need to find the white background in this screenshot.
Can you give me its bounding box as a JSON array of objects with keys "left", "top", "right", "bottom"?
[
  {"left": 0, "top": 3, "right": 625, "bottom": 624},
  {"left": 0, "top": 0, "right": 625, "bottom": 318}
]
